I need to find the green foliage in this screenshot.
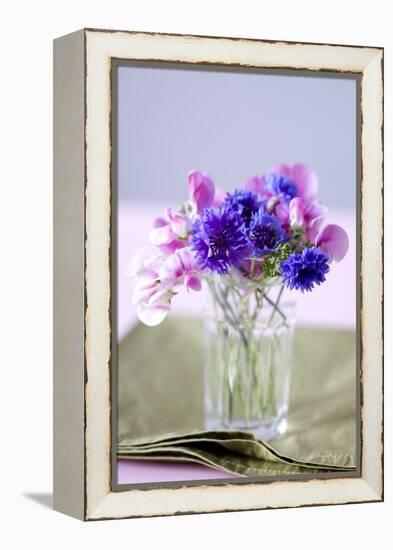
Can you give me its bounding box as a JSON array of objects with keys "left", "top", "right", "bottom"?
[{"left": 262, "top": 242, "right": 293, "bottom": 279}]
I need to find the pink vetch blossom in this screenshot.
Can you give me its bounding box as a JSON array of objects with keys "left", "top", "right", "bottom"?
[
  {"left": 188, "top": 170, "right": 215, "bottom": 212},
  {"left": 149, "top": 208, "right": 190, "bottom": 254},
  {"left": 159, "top": 247, "right": 202, "bottom": 292},
  {"left": 271, "top": 163, "right": 319, "bottom": 202},
  {"left": 315, "top": 224, "right": 349, "bottom": 263}
]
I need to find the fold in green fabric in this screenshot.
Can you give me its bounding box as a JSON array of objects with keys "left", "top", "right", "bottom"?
[{"left": 117, "top": 317, "right": 357, "bottom": 477}]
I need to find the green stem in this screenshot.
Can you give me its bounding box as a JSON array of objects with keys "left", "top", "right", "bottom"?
[
  {"left": 264, "top": 285, "right": 288, "bottom": 328},
  {"left": 208, "top": 276, "right": 290, "bottom": 428}
]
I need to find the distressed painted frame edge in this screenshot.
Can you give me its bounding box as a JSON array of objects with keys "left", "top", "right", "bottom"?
[
  {"left": 53, "top": 28, "right": 383, "bottom": 521},
  {"left": 53, "top": 29, "right": 86, "bottom": 520}
]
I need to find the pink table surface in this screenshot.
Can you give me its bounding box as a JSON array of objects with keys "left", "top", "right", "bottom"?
[
  {"left": 117, "top": 459, "right": 237, "bottom": 485},
  {"left": 117, "top": 201, "right": 356, "bottom": 485}
]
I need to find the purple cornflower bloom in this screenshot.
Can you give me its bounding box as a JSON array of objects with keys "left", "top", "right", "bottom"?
[
  {"left": 247, "top": 211, "right": 287, "bottom": 255},
  {"left": 280, "top": 246, "right": 330, "bottom": 292},
  {"left": 264, "top": 172, "right": 298, "bottom": 202},
  {"left": 191, "top": 207, "right": 252, "bottom": 274},
  {"left": 224, "top": 189, "right": 264, "bottom": 224}
]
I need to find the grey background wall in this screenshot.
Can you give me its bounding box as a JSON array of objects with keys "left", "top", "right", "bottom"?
[{"left": 117, "top": 64, "right": 357, "bottom": 209}]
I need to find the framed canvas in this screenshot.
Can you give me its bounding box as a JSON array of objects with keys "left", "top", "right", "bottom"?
[{"left": 53, "top": 28, "right": 384, "bottom": 521}]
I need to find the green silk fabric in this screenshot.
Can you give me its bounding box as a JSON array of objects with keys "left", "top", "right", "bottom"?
[{"left": 117, "top": 317, "right": 357, "bottom": 476}]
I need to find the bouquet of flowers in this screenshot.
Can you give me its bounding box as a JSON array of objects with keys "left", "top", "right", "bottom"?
[
  {"left": 129, "top": 164, "right": 348, "bottom": 327},
  {"left": 128, "top": 164, "right": 349, "bottom": 437}
]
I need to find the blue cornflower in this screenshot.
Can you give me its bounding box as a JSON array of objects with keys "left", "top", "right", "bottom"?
[
  {"left": 280, "top": 247, "right": 330, "bottom": 292},
  {"left": 264, "top": 172, "right": 297, "bottom": 202},
  {"left": 191, "top": 207, "right": 252, "bottom": 274},
  {"left": 247, "top": 211, "right": 287, "bottom": 255},
  {"left": 225, "top": 189, "right": 264, "bottom": 224}
]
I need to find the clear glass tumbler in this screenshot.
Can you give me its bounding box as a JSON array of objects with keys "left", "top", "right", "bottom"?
[{"left": 204, "top": 275, "right": 295, "bottom": 441}]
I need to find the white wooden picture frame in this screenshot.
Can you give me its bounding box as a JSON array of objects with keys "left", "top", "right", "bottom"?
[{"left": 53, "top": 28, "right": 383, "bottom": 521}]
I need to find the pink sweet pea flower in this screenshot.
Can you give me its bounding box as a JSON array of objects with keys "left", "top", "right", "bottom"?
[
  {"left": 132, "top": 279, "right": 164, "bottom": 307},
  {"left": 244, "top": 176, "right": 269, "bottom": 199},
  {"left": 129, "top": 246, "right": 202, "bottom": 327},
  {"left": 303, "top": 201, "right": 328, "bottom": 241},
  {"left": 127, "top": 247, "right": 173, "bottom": 326},
  {"left": 150, "top": 208, "right": 190, "bottom": 254},
  {"left": 212, "top": 186, "right": 227, "bottom": 207},
  {"left": 315, "top": 224, "right": 349, "bottom": 263},
  {"left": 275, "top": 201, "right": 290, "bottom": 224},
  {"left": 289, "top": 197, "right": 304, "bottom": 227},
  {"left": 126, "top": 246, "right": 164, "bottom": 280},
  {"left": 184, "top": 273, "right": 202, "bottom": 291},
  {"left": 245, "top": 164, "right": 318, "bottom": 204},
  {"left": 159, "top": 247, "right": 202, "bottom": 292},
  {"left": 135, "top": 293, "right": 171, "bottom": 326},
  {"left": 165, "top": 208, "right": 190, "bottom": 238},
  {"left": 188, "top": 170, "right": 215, "bottom": 212},
  {"left": 271, "top": 163, "right": 319, "bottom": 202},
  {"left": 288, "top": 197, "right": 327, "bottom": 240}
]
